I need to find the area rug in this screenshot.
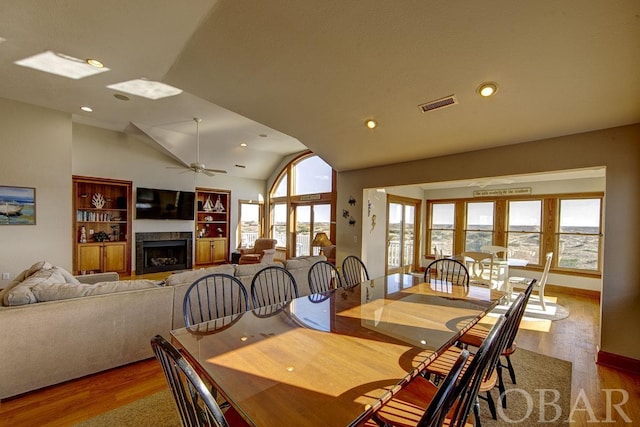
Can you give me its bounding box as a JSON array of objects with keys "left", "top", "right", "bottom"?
[
  {"left": 478, "top": 349, "right": 573, "bottom": 426},
  {"left": 75, "top": 349, "right": 571, "bottom": 427}
]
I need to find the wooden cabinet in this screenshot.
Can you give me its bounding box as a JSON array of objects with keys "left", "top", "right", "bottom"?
[
  {"left": 195, "top": 188, "right": 230, "bottom": 266},
  {"left": 195, "top": 237, "right": 227, "bottom": 265},
  {"left": 77, "top": 242, "right": 127, "bottom": 273},
  {"left": 73, "top": 176, "right": 132, "bottom": 275}
]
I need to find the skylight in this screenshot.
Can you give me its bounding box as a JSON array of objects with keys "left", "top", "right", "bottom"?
[
  {"left": 14, "top": 51, "right": 110, "bottom": 79},
  {"left": 107, "top": 79, "right": 182, "bottom": 100}
]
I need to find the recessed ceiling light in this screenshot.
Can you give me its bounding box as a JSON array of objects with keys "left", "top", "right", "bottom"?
[
  {"left": 240, "top": 143, "right": 247, "bottom": 147},
  {"left": 14, "top": 51, "right": 110, "bottom": 79},
  {"left": 86, "top": 58, "right": 104, "bottom": 68},
  {"left": 365, "top": 119, "right": 377, "bottom": 129},
  {"left": 80, "top": 106, "right": 93, "bottom": 112},
  {"left": 478, "top": 82, "right": 498, "bottom": 97},
  {"left": 106, "top": 79, "right": 182, "bottom": 100}
]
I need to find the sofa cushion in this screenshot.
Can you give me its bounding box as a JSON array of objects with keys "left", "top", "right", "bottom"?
[
  {"left": 285, "top": 256, "right": 326, "bottom": 271},
  {"left": 32, "top": 280, "right": 161, "bottom": 302},
  {"left": 4, "top": 267, "right": 69, "bottom": 306},
  {"left": 234, "top": 262, "right": 279, "bottom": 278},
  {"left": 164, "top": 264, "right": 236, "bottom": 287}
]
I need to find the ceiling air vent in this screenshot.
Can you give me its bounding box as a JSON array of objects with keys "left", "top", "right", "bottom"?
[{"left": 419, "top": 95, "right": 458, "bottom": 113}]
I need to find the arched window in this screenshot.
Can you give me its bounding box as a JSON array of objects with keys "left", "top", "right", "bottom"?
[
  {"left": 292, "top": 156, "right": 333, "bottom": 195},
  {"left": 269, "top": 153, "right": 336, "bottom": 258}
]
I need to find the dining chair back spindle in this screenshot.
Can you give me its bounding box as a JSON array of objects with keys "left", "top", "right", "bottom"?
[
  {"left": 424, "top": 258, "right": 470, "bottom": 289},
  {"left": 151, "top": 335, "right": 248, "bottom": 427},
  {"left": 250, "top": 265, "right": 299, "bottom": 308},
  {"left": 308, "top": 260, "right": 344, "bottom": 294},
  {"left": 342, "top": 255, "right": 370, "bottom": 287},
  {"left": 183, "top": 273, "right": 250, "bottom": 327}
]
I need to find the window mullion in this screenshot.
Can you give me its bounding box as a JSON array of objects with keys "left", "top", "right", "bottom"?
[
  {"left": 494, "top": 199, "right": 507, "bottom": 247},
  {"left": 543, "top": 198, "right": 557, "bottom": 267}
]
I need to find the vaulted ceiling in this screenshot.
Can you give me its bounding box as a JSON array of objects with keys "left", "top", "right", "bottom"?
[{"left": 1, "top": 1, "right": 639, "bottom": 179}]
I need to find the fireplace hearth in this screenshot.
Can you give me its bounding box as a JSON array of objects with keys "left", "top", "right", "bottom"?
[{"left": 135, "top": 232, "right": 193, "bottom": 275}]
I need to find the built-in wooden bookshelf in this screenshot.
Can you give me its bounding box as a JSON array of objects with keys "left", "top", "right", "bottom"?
[
  {"left": 72, "top": 176, "right": 132, "bottom": 275},
  {"left": 194, "top": 188, "right": 230, "bottom": 265}
]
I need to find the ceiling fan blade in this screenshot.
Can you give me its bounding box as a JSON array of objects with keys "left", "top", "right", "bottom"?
[
  {"left": 204, "top": 168, "right": 227, "bottom": 174},
  {"left": 203, "top": 170, "right": 217, "bottom": 177}
]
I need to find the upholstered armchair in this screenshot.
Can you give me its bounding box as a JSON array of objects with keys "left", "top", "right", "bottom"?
[
  {"left": 322, "top": 245, "right": 336, "bottom": 265},
  {"left": 238, "top": 238, "right": 277, "bottom": 264}
]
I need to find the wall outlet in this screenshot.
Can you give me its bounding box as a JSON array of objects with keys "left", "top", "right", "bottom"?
[{"left": 2, "top": 272, "right": 10, "bottom": 280}]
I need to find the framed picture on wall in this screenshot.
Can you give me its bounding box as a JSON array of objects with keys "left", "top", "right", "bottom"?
[{"left": 0, "top": 185, "right": 36, "bottom": 225}]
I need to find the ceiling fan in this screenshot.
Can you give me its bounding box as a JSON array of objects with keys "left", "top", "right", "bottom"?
[{"left": 170, "top": 117, "right": 227, "bottom": 176}]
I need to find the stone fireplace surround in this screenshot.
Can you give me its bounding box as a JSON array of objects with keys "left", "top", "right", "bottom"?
[{"left": 135, "top": 232, "right": 193, "bottom": 275}]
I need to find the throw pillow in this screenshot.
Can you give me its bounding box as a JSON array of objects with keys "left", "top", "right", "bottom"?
[
  {"left": 56, "top": 267, "right": 81, "bottom": 285},
  {"left": 25, "top": 260, "right": 53, "bottom": 277},
  {"left": 4, "top": 267, "right": 68, "bottom": 306}
]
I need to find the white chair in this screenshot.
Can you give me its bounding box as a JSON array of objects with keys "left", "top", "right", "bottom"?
[
  {"left": 461, "top": 251, "right": 496, "bottom": 287},
  {"left": 433, "top": 245, "right": 444, "bottom": 260},
  {"left": 509, "top": 252, "right": 553, "bottom": 310}
]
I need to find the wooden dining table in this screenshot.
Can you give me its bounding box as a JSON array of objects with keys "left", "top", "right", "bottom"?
[{"left": 170, "top": 273, "right": 505, "bottom": 426}]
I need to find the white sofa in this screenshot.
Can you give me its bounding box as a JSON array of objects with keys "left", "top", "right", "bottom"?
[
  {"left": 0, "top": 268, "right": 173, "bottom": 400},
  {"left": 0, "top": 256, "right": 326, "bottom": 399}
]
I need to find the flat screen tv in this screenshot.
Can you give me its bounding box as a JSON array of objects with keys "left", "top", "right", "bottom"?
[{"left": 135, "top": 187, "right": 195, "bottom": 220}]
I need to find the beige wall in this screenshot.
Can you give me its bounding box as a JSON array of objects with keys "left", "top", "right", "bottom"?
[
  {"left": 337, "top": 123, "right": 640, "bottom": 360},
  {"left": 0, "top": 99, "right": 72, "bottom": 279}
]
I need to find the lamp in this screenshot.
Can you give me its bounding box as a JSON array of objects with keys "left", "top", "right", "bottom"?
[{"left": 311, "top": 232, "right": 332, "bottom": 255}]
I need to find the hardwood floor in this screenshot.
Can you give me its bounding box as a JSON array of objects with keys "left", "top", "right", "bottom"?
[
  {"left": 515, "top": 290, "right": 640, "bottom": 425},
  {"left": 1, "top": 289, "right": 638, "bottom": 426}
]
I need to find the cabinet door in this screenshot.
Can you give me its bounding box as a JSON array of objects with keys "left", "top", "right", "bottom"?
[
  {"left": 104, "top": 242, "right": 127, "bottom": 273},
  {"left": 77, "top": 244, "right": 102, "bottom": 272},
  {"left": 196, "top": 239, "right": 213, "bottom": 265},
  {"left": 212, "top": 238, "right": 227, "bottom": 263}
]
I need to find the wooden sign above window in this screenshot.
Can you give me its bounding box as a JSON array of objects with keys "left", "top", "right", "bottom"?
[{"left": 473, "top": 187, "right": 532, "bottom": 197}]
